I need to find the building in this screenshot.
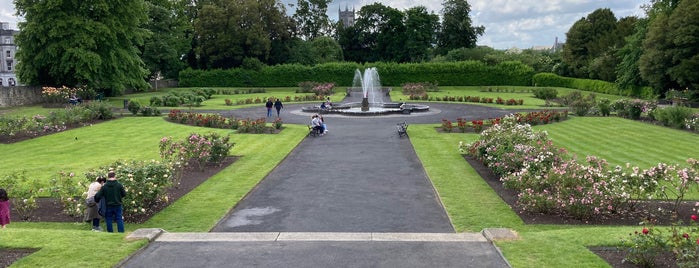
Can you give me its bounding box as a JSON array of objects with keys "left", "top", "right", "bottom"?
[
  {"left": 0, "top": 22, "right": 19, "bottom": 87},
  {"left": 338, "top": 6, "right": 355, "bottom": 27}
]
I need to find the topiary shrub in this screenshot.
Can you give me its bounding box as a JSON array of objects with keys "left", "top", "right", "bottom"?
[{"left": 127, "top": 100, "right": 141, "bottom": 115}]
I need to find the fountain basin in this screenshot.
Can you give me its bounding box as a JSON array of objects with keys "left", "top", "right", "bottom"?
[{"left": 301, "top": 102, "right": 430, "bottom": 116}]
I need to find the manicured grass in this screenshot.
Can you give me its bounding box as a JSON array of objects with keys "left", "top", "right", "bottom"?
[
  {"left": 1, "top": 116, "right": 307, "bottom": 266},
  {"left": 536, "top": 116, "right": 699, "bottom": 168}
]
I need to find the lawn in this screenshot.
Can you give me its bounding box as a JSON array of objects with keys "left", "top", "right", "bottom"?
[{"left": 2, "top": 89, "right": 697, "bottom": 267}]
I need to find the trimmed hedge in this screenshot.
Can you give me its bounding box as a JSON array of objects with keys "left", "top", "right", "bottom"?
[
  {"left": 179, "top": 61, "right": 535, "bottom": 87},
  {"left": 533, "top": 73, "right": 654, "bottom": 98}
]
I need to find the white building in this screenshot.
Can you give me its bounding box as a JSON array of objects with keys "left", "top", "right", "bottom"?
[{"left": 0, "top": 22, "right": 19, "bottom": 87}]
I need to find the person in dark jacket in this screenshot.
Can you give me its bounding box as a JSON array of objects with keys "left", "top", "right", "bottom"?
[
  {"left": 274, "top": 99, "right": 283, "bottom": 117},
  {"left": 95, "top": 171, "right": 126, "bottom": 233},
  {"left": 265, "top": 99, "right": 274, "bottom": 117}
]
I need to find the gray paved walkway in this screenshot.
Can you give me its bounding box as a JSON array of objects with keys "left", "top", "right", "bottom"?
[{"left": 121, "top": 98, "right": 520, "bottom": 267}]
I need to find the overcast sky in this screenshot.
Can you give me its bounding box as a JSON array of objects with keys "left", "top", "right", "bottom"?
[{"left": 0, "top": 0, "right": 647, "bottom": 49}]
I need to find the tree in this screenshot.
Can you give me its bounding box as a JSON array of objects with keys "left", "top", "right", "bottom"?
[
  {"left": 665, "top": 0, "right": 699, "bottom": 92},
  {"left": 616, "top": 19, "right": 648, "bottom": 90},
  {"left": 437, "top": 0, "right": 484, "bottom": 55},
  {"left": 194, "top": 0, "right": 292, "bottom": 68},
  {"left": 639, "top": 13, "right": 677, "bottom": 95},
  {"left": 351, "top": 3, "right": 407, "bottom": 62},
  {"left": 404, "top": 6, "right": 440, "bottom": 62},
  {"left": 561, "top": 17, "right": 593, "bottom": 77},
  {"left": 141, "top": 0, "right": 191, "bottom": 80},
  {"left": 292, "top": 0, "right": 332, "bottom": 40},
  {"left": 311, "top": 36, "right": 343, "bottom": 63},
  {"left": 14, "top": 0, "right": 150, "bottom": 94}
]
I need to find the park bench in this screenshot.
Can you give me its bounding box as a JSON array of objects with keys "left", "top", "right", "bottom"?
[{"left": 396, "top": 121, "right": 408, "bottom": 137}]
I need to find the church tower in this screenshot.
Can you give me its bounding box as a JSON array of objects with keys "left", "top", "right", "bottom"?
[{"left": 338, "top": 5, "right": 355, "bottom": 27}]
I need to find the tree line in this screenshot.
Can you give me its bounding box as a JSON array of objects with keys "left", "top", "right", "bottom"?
[{"left": 12, "top": 0, "right": 698, "bottom": 99}]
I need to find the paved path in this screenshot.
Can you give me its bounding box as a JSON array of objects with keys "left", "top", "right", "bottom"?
[{"left": 121, "top": 98, "right": 520, "bottom": 267}]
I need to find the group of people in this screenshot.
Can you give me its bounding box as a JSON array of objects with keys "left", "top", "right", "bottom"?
[
  {"left": 311, "top": 114, "right": 328, "bottom": 135},
  {"left": 84, "top": 171, "right": 127, "bottom": 232},
  {"left": 265, "top": 98, "right": 284, "bottom": 117}
]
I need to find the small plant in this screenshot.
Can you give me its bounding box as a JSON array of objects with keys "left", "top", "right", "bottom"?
[
  {"left": 127, "top": 100, "right": 141, "bottom": 115},
  {"left": 623, "top": 226, "right": 669, "bottom": 267},
  {"left": 273, "top": 118, "right": 283, "bottom": 129},
  {"left": 0, "top": 171, "right": 42, "bottom": 220},
  {"left": 441, "top": 119, "right": 453, "bottom": 132},
  {"left": 597, "top": 98, "right": 612, "bottom": 116},
  {"left": 532, "top": 87, "right": 558, "bottom": 100},
  {"left": 48, "top": 171, "right": 85, "bottom": 218}
]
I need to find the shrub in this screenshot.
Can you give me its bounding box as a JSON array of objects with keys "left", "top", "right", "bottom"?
[
  {"left": 0, "top": 171, "right": 42, "bottom": 220},
  {"left": 652, "top": 106, "right": 695, "bottom": 129},
  {"left": 48, "top": 171, "right": 85, "bottom": 218},
  {"left": 159, "top": 132, "right": 234, "bottom": 171},
  {"left": 597, "top": 98, "right": 612, "bottom": 116},
  {"left": 441, "top": 119, "right": 453, "bottom": 132},
  {"left": 84, "top": 160, "right": 174, "bottom": 222},
  {"left": 140, "top": 106, "right": 162, "bottom": 117},
  {"left": 127, "top": 100, "right": 141, "bottom": 115},
  {"left": 532, "top": 87, "right": 558, "bottom": 100}
]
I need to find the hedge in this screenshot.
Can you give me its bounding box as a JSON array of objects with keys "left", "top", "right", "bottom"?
[
  {"left": 533, "top": 73, "right": 654, "bottom": 98},
  {"left": 178, "top": 61, "right": 535, "bottom": 87}
]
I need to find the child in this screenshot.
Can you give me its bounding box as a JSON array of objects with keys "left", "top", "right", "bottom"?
[{"left": 0, "top": 188, "right": 9, "bottom": 228}]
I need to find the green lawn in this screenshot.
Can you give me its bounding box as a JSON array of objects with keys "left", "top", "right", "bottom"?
[{"left": 2, "top": 90, "right": 697, "bottom": 267}]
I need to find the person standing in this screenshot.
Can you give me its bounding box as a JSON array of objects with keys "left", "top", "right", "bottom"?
[
  {"left": 274, "top": 98, "right": 283, "bottom": 117},
  {"left": 265, "top": 99, "right": 274, "bottom": 117},
  {"left": 0, "top": 188, "right": 9, "bottom": 228},
  {"left": 95, "top": 172, "right": 126, "bottom": 233},
  {"left": 84, "top": 176, "right": 106, "bottom": 231}
]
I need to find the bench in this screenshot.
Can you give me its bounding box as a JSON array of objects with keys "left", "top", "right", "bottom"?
[{"left": 396, "top": 121, "right": 408, "bottom": 137}]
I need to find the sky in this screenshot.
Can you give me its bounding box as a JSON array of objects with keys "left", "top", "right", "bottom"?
[{"left": 0, "top": 0, "right": 648, "bottom": 49}]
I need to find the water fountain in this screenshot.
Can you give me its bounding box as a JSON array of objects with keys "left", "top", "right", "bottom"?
[{"left": 301, "top": 68, "right": 429, "bottom": 116}]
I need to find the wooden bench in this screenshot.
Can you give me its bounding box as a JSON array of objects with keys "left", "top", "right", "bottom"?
[{"left": 396, "top": 121, "right": 408, "bottom": 137}]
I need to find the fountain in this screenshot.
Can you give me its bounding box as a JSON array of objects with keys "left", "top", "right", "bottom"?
[{"left": 301, "top": 68, "right": 430, "bottom": 116}]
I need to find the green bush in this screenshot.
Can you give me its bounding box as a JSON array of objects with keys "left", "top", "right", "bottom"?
[
  {"left": 532, "top": 88, "right": 558, "bottom": 100},
  {"left": 140, "top": 106, "right": 162, "bottom": 116},
  {"left": 0, "top": 171, "right": 41, "bottom": 220},
  {"left": 597, "top": 98, "right": 612, "bottom": 116},
  {"left": 652, "top": 106, "right": 695, "bottom": 129},
  {"left": 127, "top": 100, "right": 141, "bottom": 115},
  {"left": 48, "top": 171, "right": 85, "bottom": 218},
  {"left": 533, "top": 72, "right": 654, "bottom": 98},
  {"left": 179, "top": 61, "right": 534, "bottom": 87},
  {"left": 85, "top": 159, "right": 174, "bottom": 223}
]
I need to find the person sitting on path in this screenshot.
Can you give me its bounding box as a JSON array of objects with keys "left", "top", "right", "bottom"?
[
  {"left": 84, "top": 176, "right": 106, "bottom": 231},
  {"left": 265, "top": 99, "right": 274, "bottom": 117},
  {"left": 319, "top": 115, "right": 328, "bottom": 133},
  {"left": 274, "top": 99, "right": 283, "bottom": 117},
  {"left": 94, "top": 171, "right": 126, "bottom": 233},
  {"left": 0, "top": 188, "right": 9, "bottom": 228}
]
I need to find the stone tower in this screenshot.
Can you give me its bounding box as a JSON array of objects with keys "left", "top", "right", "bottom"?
[{"left": 338, "top": 5, "right": 355, "bottom": 27}]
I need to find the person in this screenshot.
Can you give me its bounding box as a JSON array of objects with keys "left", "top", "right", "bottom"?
[
  {"left": 69, "top": 94, "right": 82, "bottom": 105},
  {"left": 94, "top": 172, "right": 126, "bottom": 233},
  {"left": 310, "top": 114, "right": 324, "bottom": 135},
  {"left": 0, "top": 188, "right": 9, "bottom": 228},
  {"left": 326, "top": 97, "right": 332, "bottom": 108},
  {"left": 319, "top": 115, "right": 328, "bottom": 133},
  {"left": 274, "top": 98, "right": 283, "bottom": 117},
  {"left": 265, "top": 99, "right": 274, "bottom": 117},
  {"left": 84, "top": 176, "right": 106, "bottom": 231},
  {"left": 320, "top": 102, "right": 327, "bottom": 110}
]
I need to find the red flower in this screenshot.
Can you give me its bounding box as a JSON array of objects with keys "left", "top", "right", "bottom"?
[
  {"left": 683, "top": 233, "right": 690, "bottom": 239},
  {"left": 642, "top": 228, "right": 649, "bottom": 235},
  {"left": 691, "top": 215, "right": 698, "bottom": 221}
]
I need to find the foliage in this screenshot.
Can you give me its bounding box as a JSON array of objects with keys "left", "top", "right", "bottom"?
[
  {"left": 611, "top": 99, "right": 654, "bottom": 119},
  {"left": 532, "top": 88, "right": 558, "bottom": 100},
  {"left": 597, "top": 98, "right": 612, "bottom": 116},
  {"left": 297, "top": 81, "right": 335, "bottom": 95},
  {"left": 292, "top": 0, "right": 332, "bottom": 40},
  {"left": 149, "top": 88, "right": 215, "bottom": 107},
  {"left": 194, "top": 0, "right": 292, "bottom": 69},
  {"left": 179, "top": 61, "right": 534, "bottom": 87},
  {"left": 624, "top": 215, "right": 699, "bottom": 268},
  {"left": 563, "top": 91, "right": 596, "bottom": 116},
  {"left": 140, "top": 0, "right": 190, "bottom": 79},
  {"left": 441, "top": 119, "right": 453, "bottom": 132},
  {"left": 436, "top": 0, "right": 484, "bottom": 54},
  {"left": 461, "top": 114, "right": 698, "bottom": 220},
  {"left": 404, "top": 6, "right": 440, "bottom": 62},
  {"left": 14, "top": 0, "right": 150, "bottom": 93},
  {"left": 84, "top": 159, "right": 174, "bottom": 222},
  {"left": 402, "top": 82, "right": 440, "bottom": 95},
  {"left": 159, "top": 132, "right": 234, "bottom": 172},
  {"left": 48, "top": 171, "right": 85, "bottom": 218},
  {"left": 0, "top": 103, "right": 115, "bottom": 140},
  {"left": 127, "top": 101, "right": 141, "bottom": 115},
  {"left": 166, "top": 110, "right": 233, "bottom": 129},
  {"left": 236, "top": 118, "right": 272, "bottom": 134},
  {"left": 41, "top": 86, "right": 97, "bottom": 104},
  {"left": 652, "top": 105, "right": 695, "bottom": 129},
  {"left": 622, "top": 226, "right": 669, "bottom": 267},
  {"left": 533, "top": 72, "right": 656, "bottom": 97},
  {"left": 0, "top": 171, "right": 41, "bottom": 220}
]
